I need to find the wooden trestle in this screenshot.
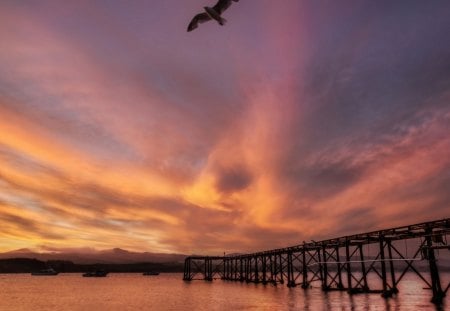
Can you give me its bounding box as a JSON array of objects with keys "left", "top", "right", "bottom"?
[{"left": 183, "top": 218, "right": 450, "bottom": 304}]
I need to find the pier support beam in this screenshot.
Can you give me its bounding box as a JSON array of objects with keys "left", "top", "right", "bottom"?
[
  {"left": 345, "top": 240, "right": 353, "bottom": 293},
  {"left": 301, "top": 249, "right": 309, "bottom": 289},
  {"left": 379, "top": 235, "right": 391, "bottom": 298},
  {"left": 183, "top": 258, "right": 191, "bottom": 281},
  {"left": 426, "top": 229, "right": 445, "bottom": 304},
  {"left": 321, "top": 246, "right": 329, "bottom": 291},
  {"left": 336, "top": 246, "right": 344, "bottom": 290},
  {"left": 359, "top": 244, "right": 369, "bottom": 291},
  {"left": 287, "top": 252, "right": 296, "bottom": 287},
  {"left": 387, "top": 241, "right": 398, "bottom": 294}
]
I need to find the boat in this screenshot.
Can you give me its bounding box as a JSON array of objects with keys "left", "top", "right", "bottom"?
[
  {"left": 31, "top": 268, "right": 59, "bottom": 276},
  {"left": 82, "top": 270, "right": 109, "bottom": 277},
  {"left": 143, "top": 271, "right": 160, "bottom": 276}
]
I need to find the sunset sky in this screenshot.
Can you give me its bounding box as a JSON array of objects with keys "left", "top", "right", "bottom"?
[{"left": 0, "top": 0, "right": 449, "bottom": 255}]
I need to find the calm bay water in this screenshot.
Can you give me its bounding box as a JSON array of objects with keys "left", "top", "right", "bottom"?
[{"left": 0, "top": 273, "right": 448, "bottom": 310}]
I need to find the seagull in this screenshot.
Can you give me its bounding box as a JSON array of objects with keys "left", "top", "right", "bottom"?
[{"left": 187, "top": 0, "right": 240, "bottom": 32}]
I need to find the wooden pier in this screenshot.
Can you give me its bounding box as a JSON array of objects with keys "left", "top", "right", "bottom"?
[{"left": 183, "top": 218, "right": 450, "bottom": 304}]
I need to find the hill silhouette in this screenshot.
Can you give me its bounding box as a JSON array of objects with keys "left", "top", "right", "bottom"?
[
  {"left": 0, "top": 248, "right": 187, "bottom": 264},
  {"left": 0, "top": 257, "right": 184, "bottom": 273}
]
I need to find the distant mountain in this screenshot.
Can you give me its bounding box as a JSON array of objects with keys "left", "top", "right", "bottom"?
[
  {"left": 3, "top": 248, "right": 34, "bottom": 254},
  {"left": 0, "top": 248, "right": 188, "bottom": 264}
]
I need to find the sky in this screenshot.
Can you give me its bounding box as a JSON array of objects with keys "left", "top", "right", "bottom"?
[{"left": 0, "top": 0, "right": 449, "bottom": 255}]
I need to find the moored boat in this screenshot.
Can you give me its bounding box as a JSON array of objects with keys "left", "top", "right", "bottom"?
[
  {"left": 82, "top": 270, "right": 108, "bottom": 277},
  {"left": 31, "top": 268, "right": 59, "bottom": 276}
]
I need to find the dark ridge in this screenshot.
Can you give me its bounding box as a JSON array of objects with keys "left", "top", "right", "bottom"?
[{"left": 0, "top": 258, "right": 184, "bottom": 273}]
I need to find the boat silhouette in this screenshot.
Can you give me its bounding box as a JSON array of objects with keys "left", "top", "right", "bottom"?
[
  {"left": 31, "top": 268, "right": 59, "bottom": 276},
  {"left": 82, "top": 270, "right": 108, "bottom": 277},
  {"left": 143, "top": 271, "right": 160, "bottom": 276}
]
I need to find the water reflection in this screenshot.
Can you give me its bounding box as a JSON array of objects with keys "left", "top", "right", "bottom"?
[
  {"left": 384, "top": 297, "right": 401, "bottom": 311},
  {"left": 0, "top": 273, "right": 447, "bottom": 310},
  {"left": 302, "top": 289, "right": 311, "bottom": 310}
]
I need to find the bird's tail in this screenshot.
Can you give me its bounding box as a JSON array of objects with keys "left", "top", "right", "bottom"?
[{"left": 219, "top": 17, "right": 227, "bottom": 26}]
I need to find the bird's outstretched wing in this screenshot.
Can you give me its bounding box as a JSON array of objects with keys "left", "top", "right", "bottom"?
[
  {"left": 213, "top": 0, "right": 238, "bottom": 15},
  {"left": 187, "top": 13, "right": 211, "bottom": 32}
]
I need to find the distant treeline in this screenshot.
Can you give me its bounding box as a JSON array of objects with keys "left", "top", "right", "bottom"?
[
  {"left": 0, "top": 258, "right": 184, "bottom": 273},
  {"left": 2, "top": 257, "right": 448, "bottom": 274}
]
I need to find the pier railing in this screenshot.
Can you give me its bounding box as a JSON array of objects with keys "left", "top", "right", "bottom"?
[{"left": 183, "top": 218, "right": 450, "bottom": 304}]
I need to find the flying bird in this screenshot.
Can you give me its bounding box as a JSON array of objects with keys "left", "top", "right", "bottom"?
[{"left": 187, "top": 0, "right": 240, "bottom": 32}]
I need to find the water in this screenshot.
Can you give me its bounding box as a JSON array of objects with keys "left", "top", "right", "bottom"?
[{"left": 0, "top": 273, "right": 448, "bottom": 310}]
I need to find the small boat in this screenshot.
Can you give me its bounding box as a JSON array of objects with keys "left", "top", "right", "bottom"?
[
  {"left": 82, "top": 270, "right": 109, "bottom": 277},
  {"left": 31, "top": 268, "right": 59, "bottom": 276},
  {"left": 143, "top": 272, "right": 160, "bottom": 276}
]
